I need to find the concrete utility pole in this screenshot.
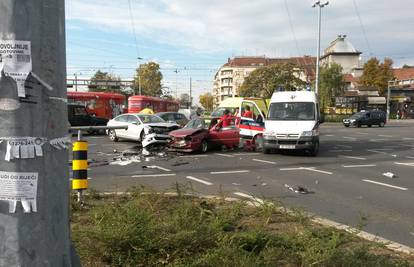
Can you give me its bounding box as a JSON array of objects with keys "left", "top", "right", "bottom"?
[
  {"left": 312, "top": 1, "right": 329, "bottom": 94},
  {"left": 189, "top": 77, "right": 192, "bottom": 109},
  {"left": 0, "top": 1, "right": 80, "bottom": 266},
  {"left": 137, "top": 57, "right": 143, "bottom": 95}
]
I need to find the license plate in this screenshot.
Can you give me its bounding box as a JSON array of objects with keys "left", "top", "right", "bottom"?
[{"left": 280, "top": 144, "right": 295, "bottom": 149}]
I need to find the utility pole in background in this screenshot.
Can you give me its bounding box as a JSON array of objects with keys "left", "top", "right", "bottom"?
[
  {"left": 189, "top": 76, "right": 192, "bottom": 109},
  {"left": 0, "top": 0, "right": 79, "bottom": 266},
  {"left": 312, "top": 1, "right": 329, "bottom": 94}
]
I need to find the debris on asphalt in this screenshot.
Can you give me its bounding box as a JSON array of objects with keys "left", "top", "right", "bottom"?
[
  {"left": 315, "top": 180, "right": 319, "bottom": 185},
  {"left": 284, "top": 184, "right": 310, "bottom": 194},
  {"left": 110, "top": 157, "right": 141, "bottom": 166},
  {"left": 142, "top": 148, "right": 150, "bottom": 156},
  {"left": 113, "top": 149, "right": 118, "bottom": 153},
  {"left": 232, "top": 183, "right": 241, "bottom": 186},
  {"left": 261, "top": 182, "right": 267, "bottom": 186},
  {"left": 383, "top": 172, "right": 397, "bottom": 178},
  {"left": 252, "top": 184, "right": 257, "bottom": 187}
]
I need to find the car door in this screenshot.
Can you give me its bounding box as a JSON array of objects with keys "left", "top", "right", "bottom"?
[
  {"left": 111, "top": 115, "right": 129, "bottom": 138},
  {"left": 125, "top": 115, "right": 143, "bottom": 140}
]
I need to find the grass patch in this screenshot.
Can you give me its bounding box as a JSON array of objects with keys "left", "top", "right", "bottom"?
[{"left": 71, "top": 189, "right": 414, "bottom": 267}]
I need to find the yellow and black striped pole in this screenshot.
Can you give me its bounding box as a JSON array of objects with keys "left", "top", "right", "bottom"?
[{"left": 72, "top": 139, "right": 88, "bottom": 200}]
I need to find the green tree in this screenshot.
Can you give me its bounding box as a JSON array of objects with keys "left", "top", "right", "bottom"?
[
  {"left": 178, "top": 93, "right": 191, "bottom": 108},
  {"left": 319, "top": 63, "right": 345, "bottom": 109},
  {"left": 133, "top": 62, "right": 163, "bottom": 96},
  {"left": 89, "top": 70, "right": 120, "bottom": 92},
  {"left": 359, "top": 57, "right": 394, "bottom": 96},
  {"left": 199, "top": 93, "right": 214, "bottom": 111},
  {"left": 239, "top": 63, "right": 306, "bottom": 98}
]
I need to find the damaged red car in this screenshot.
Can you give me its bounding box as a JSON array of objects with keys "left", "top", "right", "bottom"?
[{"left": 169, "top": 118, "right": 240, "bottom": 153}]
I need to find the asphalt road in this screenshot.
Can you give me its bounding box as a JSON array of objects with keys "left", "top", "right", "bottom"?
[{"left": 78, "top": 121, "right": 414, "bottom": 248}]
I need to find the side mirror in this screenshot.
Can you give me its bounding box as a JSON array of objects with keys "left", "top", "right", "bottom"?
[{"left": 131, "top": 121, "right": 138, "bottom": 125}]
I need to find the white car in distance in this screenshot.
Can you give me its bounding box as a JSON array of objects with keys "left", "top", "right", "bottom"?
[{"left": 107, "top": 113, "right": 180, "bottom": 143}]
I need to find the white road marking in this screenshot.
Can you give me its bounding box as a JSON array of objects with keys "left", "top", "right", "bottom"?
[
  {"left": 132, "top": 173, "right": 176, "bottom": 178},
  {"left": 403, "top": 137, "right": 414, "bottom": 140},
  {"left": 394, "top": 162, "right": 414, "bottom": 167},
  {"left": 179, "top": 154, "right": 208, "bottom": 158},
  {"left": 369, "top": 139, "right": 388, "bottom": 142},
  {"left": 88, "top": 144, "right": 97, "bottom": 146},
  {"left": 342, "top": 156, "right": 367, "bottom": 160},
  {"left": 252, "top": 159, "right": 277, "bottom": 165},
  {"left": 355, "top": 132, "right": 369, "bottom": 135},
  {"left": 400, "top": 144, "right": 414, "bottom": 147},
  {"left": 374, "top": 148, "right": 393, "bottom": 151},
  {"left": 210, "top": 170, "right": 250, "bottom": 174},
  {"left": 329, "top": 150, "right": 352, "bottom": 152},
  {"left": 362, "top": 179, "right": 408, "bottom": 191},
  {"left": 406, "top": 156, "right": 414, "bottom": 159},
  {"left": 343, "top": 164, "right": 376, "bottom": 168},
  {"left": 144, "top": 165, "right": 172, "bottom": 172},
  {"left": 324, "top": 134, "right": 334, "bottom": 137},
  {"left": 343, "top": 136, "right": 357, "bottom": 140},
  {"left": 280, "top": 167, "right": 332, "bottom": 175},
  {"left": 214, "top": 153, "right": 234, "bottom": 158},
  {"left": 186, "top": 176, "right": 213, "bottom": 185},
  {"left": 231, "top": 152, "right": 261, "bottom": 156},
  {"left": 305, "top": 167, "right": 333, "bottom": 175},
  {"left": 233, "top": 192, "right": 264, "bottom": 204},
  {"left": 367, "top": 149, "right": 387, "bottom": 154},
  {"left": 378, "top": 134, "right": 393, "bottom": 138}
]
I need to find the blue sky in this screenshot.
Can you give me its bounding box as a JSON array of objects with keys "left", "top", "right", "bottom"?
[{"left": 65, "top": 0, "right": 414, "bottom": 103}]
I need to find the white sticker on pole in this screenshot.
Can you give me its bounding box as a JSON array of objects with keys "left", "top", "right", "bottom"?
[
  {"left": 0, "top": 171, "right": 38, "bottom": 213},
  {"left": 0, "top": 40, "right": 32, "bottom": 97}
]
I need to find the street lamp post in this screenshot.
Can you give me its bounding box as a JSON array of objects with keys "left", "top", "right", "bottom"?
[
  {"left": 74, "top": 72, "right": 82, "bottom": 92},
  {"left": 137, "top": 57, "right": 143, "bottom": 95},
  {"left": 386, "top": 80, "right": 394, "bottom": 122},
  {"left": 312, "top": 1, "right": 329, "bottom": 95}
]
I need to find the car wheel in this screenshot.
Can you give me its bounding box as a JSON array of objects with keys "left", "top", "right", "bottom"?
[
  {"left": 109, "top": 130, "right": 118, "bottom": 142},
  {"left": 368, "top": 124, "right": 372, "bottom": 128},
  {"left": 200, "top": 140, "right": 208, "bottom": 153},
  {"left": 309, "top": 141, "right": 319, "bottom": 157},
  {"left": 379, "top": 121, "right": 385, "bottom": 127},
  {"left": 356, "top": 123, "right": 361, "bottom": 128},
  {"left": 344, "top": 125, "right": 350, "bottom": 128},
  {"left": 253, "top": 134, "right": 264, "bottom": 152}
]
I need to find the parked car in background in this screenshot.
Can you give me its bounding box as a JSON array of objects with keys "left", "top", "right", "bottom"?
[
  {"left": 169, "top": 117, "right": 240, "bottom": 153},
  {"left": 68, "top": 104, "right": 108, "bottom": 134},
  {"left": 155, "top": 112, "right": 189, "bottom": 127},
  {"left": 107, "top": 114, "right": 179, "bottom": 143},
  {"left": 342, "top": 110, "right": 386, "bottom": 128}
]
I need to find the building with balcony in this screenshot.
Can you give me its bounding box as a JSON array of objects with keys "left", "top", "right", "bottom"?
[{"left": 212, "top": 56, "right": 316, "bottom": 105}]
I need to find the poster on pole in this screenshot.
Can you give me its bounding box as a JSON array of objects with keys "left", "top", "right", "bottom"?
[
  {"left": 0, "top": 171, "right": 38, "bottom": 213},
  {"left": 0, "top": 40, "right": 32, "bottom": 98}
]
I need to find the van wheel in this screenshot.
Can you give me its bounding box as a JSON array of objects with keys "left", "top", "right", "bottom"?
[
  {"left": 253, "top": 135, "right": 264, "bottom": 152},
  {"left": 379, "top": 122, "right": 385, "bottom": 127},
  {"left": 309, "top": 141, "right": 319, "bottom": 157},
  {"left": 200, "top": 140, "right": 208, "bottom": 153},
  {"left": 109, "top": 130, "right": 118, "bottom": 142}
]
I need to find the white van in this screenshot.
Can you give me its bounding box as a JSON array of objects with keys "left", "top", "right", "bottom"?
[{"left": 263, "top": 91, "right": 323, "bottom": 156}]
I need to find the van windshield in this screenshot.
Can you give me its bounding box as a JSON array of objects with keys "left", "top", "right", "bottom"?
[
  {"left": 211, "top": 107, "right": 237, "bottom": 117},
  {"left": 268, "top": 102, "right": 315, "bottom": 121}
]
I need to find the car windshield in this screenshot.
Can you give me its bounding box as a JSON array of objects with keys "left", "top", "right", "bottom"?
[
  {"left": 137, "top": 115, "right": 165, "bottom": 124},
  {"left": 184, "top": 119, "right": 208, "bottom": 129},
  {"left": 268, "top": 102, "right": 315, "bottom": 120}
]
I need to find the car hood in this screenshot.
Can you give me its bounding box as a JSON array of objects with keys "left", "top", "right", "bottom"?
[
  {"left": 264, "top": 120, "right": 316, "bottom": 134},
  {"left": 169, "top": 128, "right": 206, "bottom": 137}
]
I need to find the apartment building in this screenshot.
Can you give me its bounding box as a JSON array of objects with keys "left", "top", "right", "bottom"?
[{"left": 213, "top": 56, "right": 316, "bottom": 105}]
